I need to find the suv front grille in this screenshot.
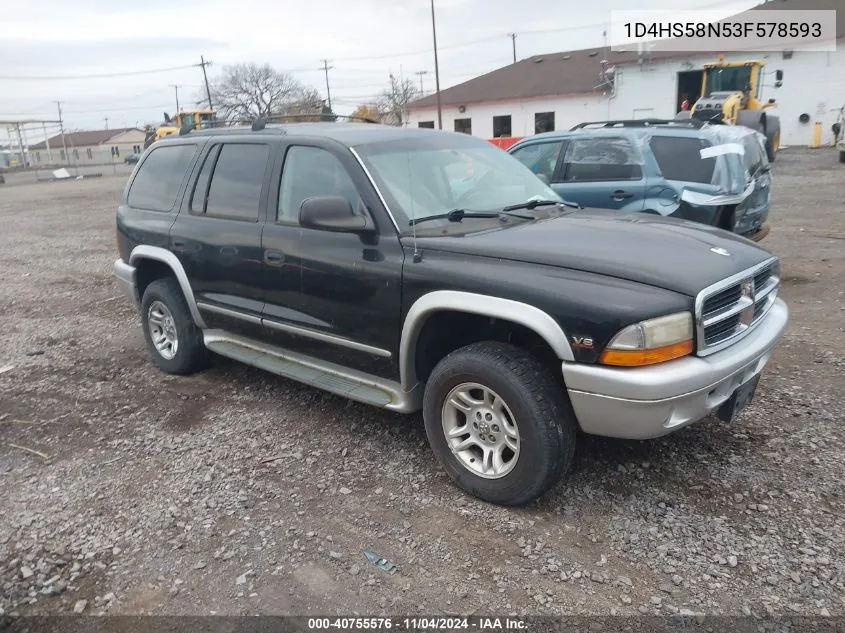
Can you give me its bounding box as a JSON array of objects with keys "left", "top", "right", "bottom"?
[{"left": 695, "top": 257, "right": 780, "bottom": 356}]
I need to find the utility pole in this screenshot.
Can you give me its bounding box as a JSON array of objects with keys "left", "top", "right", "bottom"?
[
  {"left": 170, "top": 84, "right": 181, "bottom": 113},
  {"left": 14, "top": 123, "right": 26, "bottom": 168},
  {"left": 414, "top": 70, "right": 428, "bottom": 94},
  {"left": 320, "top": 59, "right": 333, "bottom": 112},
  {"left": 104, "top": 117, "right": 109, "bottom": 130},
  {"left": 200, "top": 56, "right": 213, "bottom": 111},
  {"left": 508, "top": 33, "right": 517, "bottom": 64},
  {"left": 430, "top": 0, "right": 443, "bottom": 130},
  {"left": 56, "top": 101, "right": 70, "bottom": 167}
]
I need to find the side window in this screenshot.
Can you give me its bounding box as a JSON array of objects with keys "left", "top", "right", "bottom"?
[
  {"left": 278, "top": 146, "right": 360, "bottom": 224},
  {"left": 204, "top": 143, "right": 269, "bottom": 222},
  {"left": 127, "top": 144, "right": 198, "bottom": 212},
  {"left": 562, "top": 137, "right": 642, "bottom": 182},
  {"left": 649, "top": 136, "right": 716, "bottom": 184},
  {"left": 510, "top": 141, "right": 564, "bottom": 181}
]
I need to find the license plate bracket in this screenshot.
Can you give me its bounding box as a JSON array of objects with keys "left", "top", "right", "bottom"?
[{"left": 716, "top": 374, "right": 760, "bottom": 423}]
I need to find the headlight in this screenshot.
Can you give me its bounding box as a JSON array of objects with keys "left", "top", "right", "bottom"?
[{"left": 599, "top": 312, "right": 694, "bottom": 367}]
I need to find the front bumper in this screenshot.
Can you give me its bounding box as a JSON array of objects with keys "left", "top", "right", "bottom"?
[
  {"left": 562, "top": 298, "right": 789, "bottom": 440},
  {"left": 114, "top": 258, "right": 139, "bottom": 305}
]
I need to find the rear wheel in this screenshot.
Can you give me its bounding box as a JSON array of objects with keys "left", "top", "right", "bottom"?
[
  {"left": 765, "top": 116, "right": 781, "bottom": 163},
  {"left": 422, "top": 341, "right": 576, "bottom": 506},
  {"left": 140, "top": 278, "right": 207, "bottom": 375}
]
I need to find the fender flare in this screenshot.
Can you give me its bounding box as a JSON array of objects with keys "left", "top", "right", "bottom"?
[
  {"left": 129, "top": 245, "right": 207, "bottom": 328},
  {"left": 399, "top": 290, "right": 575, "bottom": 391}
]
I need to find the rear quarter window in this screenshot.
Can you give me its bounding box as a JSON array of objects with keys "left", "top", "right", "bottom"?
[
  {"left": 649, "top": 136, "right": 716, "bottom": 184},
  {"left": 127, "top": 144, "right": 198, "bottom": 212}
]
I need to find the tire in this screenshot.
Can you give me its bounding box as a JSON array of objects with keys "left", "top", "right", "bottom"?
[
  {"left": 422, "top": 341, "right": 576, "bottom": 506},
  {"left": 140, "top": 277, "right": 207, "bottom": 375},
  {"left": 765, "top": 116, "right": 780, "bottom": 163}
]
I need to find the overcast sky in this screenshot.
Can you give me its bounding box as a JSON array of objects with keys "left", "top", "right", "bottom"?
[{"left": 1, "top": 0, "right": 758, "bottom": 140}]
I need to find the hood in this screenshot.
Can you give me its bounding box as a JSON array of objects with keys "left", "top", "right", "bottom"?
[{"left": 407, "top": 209, "right": 774, "bottom": 297}]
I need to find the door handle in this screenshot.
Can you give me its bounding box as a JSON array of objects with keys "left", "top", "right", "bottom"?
[
  {"left": 264, "top": 250, "right": 285, "bottom": 267},
  {"left": 611, "top": 190, "right": 634, "bottom": 199},
  {"left": 171, "top": 240, "right": 186, "bottom": 252}
]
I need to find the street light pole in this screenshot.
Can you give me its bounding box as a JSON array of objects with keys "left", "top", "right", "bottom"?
[{"left": 430, "top": 0, "right": 443, "bottom": 130}]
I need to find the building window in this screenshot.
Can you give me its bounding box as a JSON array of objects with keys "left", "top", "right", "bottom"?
[
  {"left": 87, "top": 148, "right": 93, "bottom": 159},
  {"left": 60, "top": 150, "right": 66, "bottom": 161},
  {"left": 534, "top": 112, "right": 555, "bottom": 134},
  {"left": 73, "top": 149, "right": 79, "bottom": 160},
  {"left": 454, "top": 118, "right": 472, "bottom": 135},
  {"left": 35, "top": 152, "right": 41, "bottom": 163},
  {"left": 133, "top": 145, "right": 141, "bottom": 153},
  {"left": 418, "top": 121, "right": 434, "bottom": 129},
  {"left": 493, "top": 115, "right": 512, "bottom": 138}
]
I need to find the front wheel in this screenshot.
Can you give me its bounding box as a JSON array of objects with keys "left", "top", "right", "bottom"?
[{"left": 422, "top": 341, "right": 576, "bottom": 506}]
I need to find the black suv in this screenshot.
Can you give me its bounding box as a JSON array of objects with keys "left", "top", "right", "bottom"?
[{"left": 114, "top": 122, "right": 789, "bottom": 506}]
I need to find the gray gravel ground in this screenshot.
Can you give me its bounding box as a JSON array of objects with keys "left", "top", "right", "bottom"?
[{"left": 0, "top": 148, "right": 843, "bottom": 618}]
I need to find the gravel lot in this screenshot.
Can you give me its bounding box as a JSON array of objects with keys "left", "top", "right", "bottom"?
[{"left": 1, "top": 148, "right": 843, "bottom": 619}]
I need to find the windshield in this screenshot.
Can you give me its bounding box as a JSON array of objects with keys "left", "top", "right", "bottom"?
[
  {"left": 355, "top": 135, "right": 563, "bottom": 231},
  {"left": 705, "top": 66, "right": 752, "bottom": 95}
]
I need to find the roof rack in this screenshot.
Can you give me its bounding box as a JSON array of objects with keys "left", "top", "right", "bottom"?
[
  {"left": 569, "top": 118, "right": 706, "bottom": 130},
  {"left": 176, "top": 112, "right": 380, "bottom": 137}
]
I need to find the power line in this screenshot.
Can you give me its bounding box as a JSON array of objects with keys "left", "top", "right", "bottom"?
[{"left": 0, "top": 64, "right": 200, "bottom": 81}]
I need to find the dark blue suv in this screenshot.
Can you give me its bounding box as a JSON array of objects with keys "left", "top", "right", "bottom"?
[{"left": 508, "top": 119, "right": 772, "bottom": 241}]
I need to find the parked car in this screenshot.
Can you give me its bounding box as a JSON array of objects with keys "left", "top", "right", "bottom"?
[
  {"left": 114, "top": 122, "right": 788, "bottom": 506},
  {"left": 508, "top": 119, "right": 772, "bottom": 241},
  {"left": 124, "top": 153, "right": 141, "bottom": 165}
]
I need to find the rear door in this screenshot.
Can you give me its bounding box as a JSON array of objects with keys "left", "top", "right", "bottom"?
[
  {"left": 171, "top": 137, "right": 275, "bottom": 338},
  {"left": 550, "top": 135, "right": 646, "bottom": 212}
]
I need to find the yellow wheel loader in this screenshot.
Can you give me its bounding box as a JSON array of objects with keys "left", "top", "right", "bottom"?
[
  {"left": 143, "top": 108, "right": 216, "bottom": 150},
  {"left": 676, "top": 58, "right": 783, "bottom": 162}
]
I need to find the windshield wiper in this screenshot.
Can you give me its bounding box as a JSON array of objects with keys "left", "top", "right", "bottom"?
[
  {"left": 407, "top": 208, "right": 533, "bottom": 226},
  {"left": 502, "top": 198, "right": 581, "bottom": 212}
]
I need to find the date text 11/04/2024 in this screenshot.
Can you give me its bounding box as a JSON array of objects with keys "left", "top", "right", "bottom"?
[{"left": 307, "top": 617, "right": 529, "bottom": 631}]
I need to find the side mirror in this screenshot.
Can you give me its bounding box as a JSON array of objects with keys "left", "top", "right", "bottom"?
[{"left": 299, "top": 196, "right": 374, "bottom": 233}]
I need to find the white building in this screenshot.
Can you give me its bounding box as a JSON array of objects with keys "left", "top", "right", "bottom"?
[
  {"left": 407, "top": 0, "right": 844, "bottom": 148},
  {"left": 28, "top": 127, "right": 145, "bottom": 167}
]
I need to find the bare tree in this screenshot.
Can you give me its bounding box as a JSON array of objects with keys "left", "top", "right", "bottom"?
[
  {"left": 206, "top": 63, "right": 329, "bottom": 121},
  {"left": 377, "top": 74, "right": 420, "bottom": 126}
]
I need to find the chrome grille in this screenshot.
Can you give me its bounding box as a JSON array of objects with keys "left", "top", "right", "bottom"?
[{"left": 695, "top": 257, "right": 780, "bottom": 356}]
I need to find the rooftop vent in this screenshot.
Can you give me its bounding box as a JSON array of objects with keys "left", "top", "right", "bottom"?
[
  {"left": 588, "top": 51, "right": 598, "bottom": 57},
  {"left": 534, "top": 58, "right": 544, "bottom": 63},
  {"left": 562, "top": 55, "right": 571, "bottom": 60}
]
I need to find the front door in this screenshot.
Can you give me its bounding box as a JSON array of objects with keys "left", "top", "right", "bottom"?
[
  {"left": 171, "top": 139, "right": 275, "bottom": 338},
  {"left": 262, "top": 142, "right": 405, "bottom": 379},
  {"left": 551, "top": 136, "right": 646, "bottom": 212}
]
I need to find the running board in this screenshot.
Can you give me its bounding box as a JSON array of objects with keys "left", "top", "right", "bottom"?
[{"left": 202, "top": 330, "right": 422, "bottom": 413}]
